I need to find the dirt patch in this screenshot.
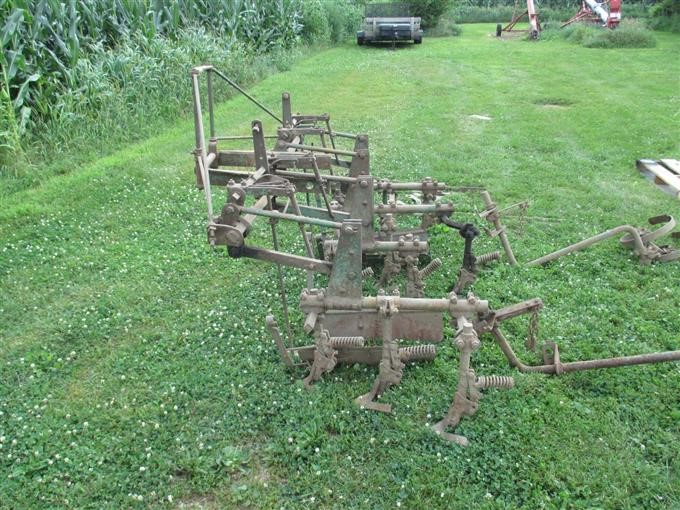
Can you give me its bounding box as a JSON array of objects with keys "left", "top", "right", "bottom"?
[
  {"left": 533, "top": 97, "right": 574, "bottom": 108},
  {"left": 176, "top": 494, "right": 218, "bottom": 509}
]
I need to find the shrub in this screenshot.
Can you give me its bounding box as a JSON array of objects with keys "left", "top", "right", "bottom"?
[
  {"left": 450, "top": 5, "right": 574, "bottom": 24},
  {"left": 407, "top": 0, "right": 454, "bottom": 28},
  {"left": 648, "top": 13, "right": 680, "bottom": 31},
  {"left": 322, "top": 0, "right": 363, "bottom": 43},
  {"left": 582, "top": 19, "right": 657, "bottom": 47},
  {"left": 561, "top": 23, "right": 598, "bottom": 44},
  {"left": 547, "top": 18, "right": 657, "bottom": 48},
  {"left": 426, "top": 17, "right": 463, "bottom": 36},
  {"left": 301, "top": 0, "right": 331, "bottom": 42},
  {"left": 650, "top": 0, "right": 680, "bottom": 18},
  {"left": 648, "top": 0, "right": 680, "bottom": 32}
]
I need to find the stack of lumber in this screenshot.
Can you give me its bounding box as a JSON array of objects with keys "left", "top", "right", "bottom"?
[{"left": 637, "top": 159, "right": 680, "bottom": 199}]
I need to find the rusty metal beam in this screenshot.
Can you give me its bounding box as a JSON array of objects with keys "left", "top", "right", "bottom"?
[{"left": 239, "top": 246, "right": 332, "bottom": 274}]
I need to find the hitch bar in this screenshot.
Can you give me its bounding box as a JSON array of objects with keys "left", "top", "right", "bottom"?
[{"left": 491, "top": 326, "right": 680, "bottom": 375}]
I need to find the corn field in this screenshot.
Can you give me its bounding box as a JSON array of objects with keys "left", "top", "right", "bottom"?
[{"left": 0, "top": 0, "right": 361, "bottom": 178}]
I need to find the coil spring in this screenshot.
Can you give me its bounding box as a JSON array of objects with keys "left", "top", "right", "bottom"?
[
  {"left": 361, "top": 267, "right": 374, "bottom": 278},
  {"left": 476, "top": 251, "right": 501, "bottom": 266},
  {"left": 420, "top": 257, "right": 442, "bottom": 279},
  {"left": 476, "top": 375, "right": 514, "bottom": 389},
  {"left": 330, "top": 336, "right": 365, "bottom": 348},
  {"left": 399, "top": 344, "right": 437, "bottom": 362}
]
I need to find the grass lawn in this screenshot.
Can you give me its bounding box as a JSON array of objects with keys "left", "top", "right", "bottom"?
[{"left": 1, "top": 24, "right": 679, "bottom": 509}]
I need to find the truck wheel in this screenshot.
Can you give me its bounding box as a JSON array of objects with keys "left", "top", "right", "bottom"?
[
  {"left": 414, "top": 36, "right": 422, "bottom": 44},
  {"left": 357, "top": 36, "right": 365, "bottom": 45},
  {"left": 496, "top": 24, "right": 502, "bottom": 37}
]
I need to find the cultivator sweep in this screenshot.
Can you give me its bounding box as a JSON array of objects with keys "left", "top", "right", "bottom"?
[{"left": 190, "top": 65, "right": 680, "bottom": 445}]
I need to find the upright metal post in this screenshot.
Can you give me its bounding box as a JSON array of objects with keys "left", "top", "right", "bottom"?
[
  {"left": 481, "top": 191, "right": 517, "bottom": 266},
  {"left": 289, "top": 193, "right": 316, "bottom": 289},
  {"left": 267, "top": 196, "right": 292, "bottom": 340},
  {"left": 207, "top": 69, "right": 215, "bottom": 139},
  {"left": 282, "top": 92, "right": 292, "bottom": 127},
  {"left": 191, "top": 69, "right": 213, "bottom": 220}
]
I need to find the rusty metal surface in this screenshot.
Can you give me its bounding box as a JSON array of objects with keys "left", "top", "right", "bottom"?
[
  {"left": 491, "top": 326, "right": 680, "bottom": 374},
  {"left": 291, "top": 344, "right": 437, "bottom": 365},
  {"left": 432, "top": 320, "right": 514, "bottom": 445},
  {"left": 190, "top": 66, "right": 680, "bottom": 446},
  {"left": 528, "top": 215, "right": 679, "bottom": 266},
  {"left": 479, "top": 190, "right": 518, "bottom": 265},
  {"left": 323, "top": 310, "right": 444, "bottom": 342}
]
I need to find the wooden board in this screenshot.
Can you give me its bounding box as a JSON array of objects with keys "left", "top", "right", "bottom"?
[
  {"left": 636, "top": 159, "right": 680, "bottom": 199},
  {"left": 660, "top": 159, "right": 680, "bottom": 174}
]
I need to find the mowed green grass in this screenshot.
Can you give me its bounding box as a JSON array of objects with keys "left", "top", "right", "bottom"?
[{"left": 1, "top": 24, "right": 679, "bottom": 509}]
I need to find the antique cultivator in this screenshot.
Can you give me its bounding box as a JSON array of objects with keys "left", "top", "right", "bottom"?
[{"left": 190, "top": 65, "right": 680, "bottom": 446}]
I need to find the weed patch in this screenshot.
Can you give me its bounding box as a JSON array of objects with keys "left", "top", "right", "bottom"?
[
  {"left": 552, "top": 19, "right": 657, "bottom": 48},
  {"left": 533, "top": 97, "right": 574, "bottom": 107},
  {"left": 584, "top": 19, "right": 657, "bottom": 47}
]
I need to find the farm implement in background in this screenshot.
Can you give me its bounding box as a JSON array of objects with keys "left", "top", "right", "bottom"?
[
  {"left": 189, "top": 65, "right": 680, "bottom": 446},
  {"left": 497, "top": 0, "right": 621, "bottom": 40},
  {"left": 356, "top": 3, "right": 423, "bottom": 46},
  {"left": 496, "top": 0, "right": 541, "bottom": 39},
  {"left": 562, "top": 0, "right": 622, "bottom": 28}
]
